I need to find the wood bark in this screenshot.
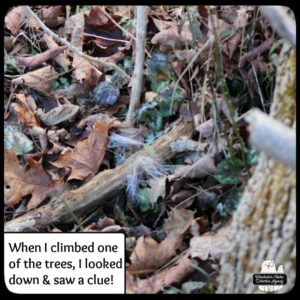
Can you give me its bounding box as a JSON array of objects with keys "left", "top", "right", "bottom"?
[
  {"left": 217, "top": 45, "right": 296, "bottom": 293},
  {"left": 4, "top": 119, "right": 193, "bottom": 232}
]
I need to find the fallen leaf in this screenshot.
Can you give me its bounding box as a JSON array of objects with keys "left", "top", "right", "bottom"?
[
  {"left": 85, "top": 6, "right": 109, "bottom": 27},
  {"left": 5, "top": 6, "right": 25, "bottom": 35},
  {"left": 4, "top": 149, "right": 58, "bottom": 209},
  {"left": 190, "top": 216, "right": 209, "bottom": 236},
  {"left": 96, "top": 216, "right": 116, "bottom": 230},
  {"left": 42, "top": 6, "right": 65, "bottom": 28},
  {"left": 4, "top": 125, "right": 33, "bottom": 155},
  {"left": 129, "top": 208, "right": 194, "bottom": 273},
  {"left": 174, "top": 154, "right": 216, "bottom": 179},
  {"left": 196, "top": 119, "right": 214, "bottom": 138},
  {"left": 51, "top": 121, "right": 109, "bottom": 181},
  {"left": 190, "top": 223, "right": 231, "bottom": 260},
  {"left": 11, "top": 94, "right": 39, "bottom": 128},
  {"left": 12, "top": 66, "right": 59, "bottom": 95},
  {"left": 145, "top": 176, "right": 167, "bottom": 205},
  {"left": 127, "top": 252, "right": 194, "bottom": 294},
  {"left": 35, "top": 104, "right": 80, "bottom": 126}
]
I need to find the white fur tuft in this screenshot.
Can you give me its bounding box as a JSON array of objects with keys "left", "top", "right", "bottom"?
[{"left": 126, "top": 155, "right": 168, "bottom": 203}]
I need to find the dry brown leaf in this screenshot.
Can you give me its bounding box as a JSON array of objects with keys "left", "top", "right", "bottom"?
[
  {"left": 16, "top": 46, "right": 67, "bottom": 68},
  {"left": 85, "top": 6, "right": 109, "bottom": 27},
  {"left": 35, "top": 104, "right": 80, "bottom": 126},
  {"left": 4, "top": 149, "right": 58, "bottom": 209},
  {"left": 12, "top": 66, "right": 59, "bottom": 95},
  {"left": 174, "top": 154, "right": 216, "bottom": 179},
  {"left": 129, "top": 235, "right": 183, "bottom": 273},
  {"left": 51, "top": 121, "right": 109, "bottom": 181},
  {"left": 129, "top": 208, "right": 194, "bottom": 272},
  {"left": 42, "top": 6, "right": 65, "bottom": 28},
  {"left": 5, "top": 6, "right": 25, "bottom": 35},
  {"left": 4, "top": 36, "right": 14, "bottom": 52},
  {"left": 190, "top": 223, "right": 231, "bottom": 260},
  {"left": 11, "top": 94, "right": 39, "bottom": 128},
  {"left": 126, "top": 252, "right": 194, "bottom": 294},
  {"left": 69, "top": 13, "right": 101, "bottom": 85},
  {"left": 190, "top": 216, "right": 209, "bottom": 236},
  {"left": 196, "top": 119, "right": 214, "bottom": 138},
  {"left": 151, "top": 18, "right": 193, "bottom": 51}
]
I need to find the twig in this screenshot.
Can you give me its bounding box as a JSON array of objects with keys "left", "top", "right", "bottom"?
[
  {"left": 239, "top": 38, "right": 272, "bottom": 68},
  {"left": 126, "top": 6, "right": 148, "bottom": 124},
  {"left": 245, "top": 108, "right": 296, "bottom": 169},
  {"left": 260, "top": 6, "right": 296, "bottom": 49},
  {"left": 99, "top": 6, "right": 151, "bottom": 58},
  {"left": 170, "top": 36, "right": 214, "bottom": 113},
  {"left": 23, "top": 6, "right": 130, "bottom": 80},
  {"left": 83, "top": 32, "right": 130, "bottom": 44}
]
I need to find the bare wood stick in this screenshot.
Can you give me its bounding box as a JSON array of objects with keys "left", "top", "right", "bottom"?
[
  {"left": 23, "top": 6, "right": 130, "bottom": 80},
  {"left": 4, "top": 119, "right": 193, "bottom": 232},
  {"left": 126, "top": 6, "right": 148, "bottom": 124},
  {"left": 260, "top": 6, "right": 296, "bottom": 49},
  {"left": 245, "top": 108, "right": 296, "bottom": 169}
]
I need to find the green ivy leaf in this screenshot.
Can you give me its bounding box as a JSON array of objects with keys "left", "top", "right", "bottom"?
[
  {"left": 213, "top": 157, "right": 244, "bottom": 185},
  {"left": 247, "top": 148, "right": 259, "bottom": 165},
  {"left": 137, "top": 189, "right": 151, "bottom": 212}
]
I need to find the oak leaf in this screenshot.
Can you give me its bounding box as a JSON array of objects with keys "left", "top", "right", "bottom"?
[
  {"left": 4, "top": 149, "right": 58, "bottom": 210},
  {"left": 51, "top": 121, "right": 109, "bottom": 181}
]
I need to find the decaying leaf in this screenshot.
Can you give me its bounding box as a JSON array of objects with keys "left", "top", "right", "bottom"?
[
  {"left": 129, "top": 208, "right": 194, "bottom": 272},
  {"left": 12, "top": 66, "right": 59, "bottom": 95},
  {"left": 190, "top": 223, "right": 231, "bottom": 260},
  {"left": 127, "top": 252, "right": 194, "bottom": 294},
  {"left": 35, "top": 104, "right": 80, "bottom": 126},
  {"left": 11, "top": 94, "right": 39, "bottom": 128},
  {"left": 5, "top": 6, "right": 25, "bottom": 35},
  {"left": 4, "top": 125, "right": 33, "bottom": 155},
  {"left": 4, "top": 149, "right": 58, "bottom": 209},
  {"left": 51, "top": 121, "right": 109, "bottom": 181},
  {"left": 42, "top": 6, "right": 65, "bottom": 28}
]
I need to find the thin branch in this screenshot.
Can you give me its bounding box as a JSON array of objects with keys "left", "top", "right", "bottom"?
[
  {"left": 23, "top": 6, "right": 130, "bottom": 80},
  {"left": 260, "top": 6, "right": 296, "bottom": 49},
  {"left": 245, "top": 108, "right": 296, "bottom": 169},
  {"left": 126, "top": 6, "right": 148, "bottom": 124},
  {"left": 170, "top": 36, "right": 214, "bottom": 112},
  {"left": 99, "top": 6, "right": 151, "bottom": 58}
]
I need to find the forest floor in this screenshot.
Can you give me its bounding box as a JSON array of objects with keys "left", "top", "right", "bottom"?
[{"left": 4, "top": 5, "right": 283, "bottom": 293}]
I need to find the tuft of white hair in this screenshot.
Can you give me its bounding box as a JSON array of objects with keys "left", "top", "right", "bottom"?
[
  {"left": 126, "top": 155, "right": 168, "bottom": 204},
  {"left": 109, "top": 133, "right": 143, "bottom": 148}
]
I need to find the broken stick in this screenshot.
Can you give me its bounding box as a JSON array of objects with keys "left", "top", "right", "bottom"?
[{"left": 5, "top": 119, "right": 193, "bottom": 232}]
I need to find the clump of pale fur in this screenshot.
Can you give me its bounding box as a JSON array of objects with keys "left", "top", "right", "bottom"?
[
  {"left": 109, "top": 133, "right": 143, "bottom": 148},
  {"left": 126, "top": 155, "right": 167, "bottom": 204}
]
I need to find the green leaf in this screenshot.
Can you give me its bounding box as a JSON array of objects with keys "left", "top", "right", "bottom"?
[
  {"left": 213, "top": 157, "right": 244, "bottom": 185},
  {"left": 151, "top": 80, "right": 170, "bottom": 94},
  {"left": 137, "top": 189, "right": 151, "bottom": 213},
  {"left": 138, "top": 105, "right": 162, "bottom": 131},
  {"left": 182, "top": 281, "right": 206, "bottom": 293},
  {"left": 163, "top": 287, "right": 181, "bottom": 294},
  {"left": 219, "top": 29, "right": 232, "bottom": 39},
  {"left": 51, "top": 80, "right": 60, "bottom": 90}
]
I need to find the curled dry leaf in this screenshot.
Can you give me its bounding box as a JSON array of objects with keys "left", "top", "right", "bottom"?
[
  {"left": 5, "top": 6, "right": 25, "bottom": 35},
  {"left": 4, "top": 149, "right": 59, "bottom": 210},
  {"left": 16, "top": 46, "right": 67, "bottom": 68},
  {"left": 129, "top": 208, "right": 194, "bottom": 273},
  {"left": 12, "top": 66, "right": 59, "bottom": 95},
  {"left": 11, "top": 94, "right": 39, "bottom": 128},
  {"left": 190, "top": 222, "right": 231, "bottom": 260},
  {"left": 35, "top": 104, "right": 80, "bottom": 126},
  {"left": 174, "top": 154, "right": 216, "bottom": 179},
  {"left": 51, "top": 121, "right": 110, "bottom": 181},
  {"left": 196, "top": 118, "right": 214, "bottom": 138},
  {"left": 42, "top": 6, "right": 65, "bottom": 28}
]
